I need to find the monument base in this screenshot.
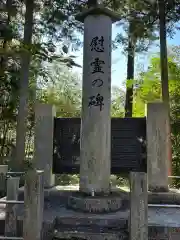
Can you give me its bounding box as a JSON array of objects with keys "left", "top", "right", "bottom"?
[{"left": 67, "top": 191, "right": 123, "bottom": 213}]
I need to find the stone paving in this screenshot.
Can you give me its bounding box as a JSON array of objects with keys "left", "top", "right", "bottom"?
[
  {"left": 13, "top": 186, "right": 180, "bottom": 227},
  {"left": 1, "top": 185, "right": 180, "bottom": 239},
  {"left": 0, "top": 185, "right": 180, "bottom": 226}
]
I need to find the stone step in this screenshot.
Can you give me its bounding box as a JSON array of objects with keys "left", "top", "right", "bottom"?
[
  {"left": 53, "top": 224, "right": 128, "bottom": 240},
  {"left": 55, "top": 215, "right": 128, "bottom": 229},
  {"left": 53, "top": 224, "right": 180, "bottom": 240}
]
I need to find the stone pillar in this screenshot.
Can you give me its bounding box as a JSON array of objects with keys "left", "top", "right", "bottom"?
[
  {"left": 146, "top": 102, "right": 169, "bottom": 191},
  {"left": 76, "top": 6, "right": 120, "bottom": 195},
  {"left": 129, "top": 172, "right": 148, "bottom": 240},
  {"left": 5, "top": 177, "right": 20, "bottom": 237},
  {"left": 34, "top": 103, "right": 55, "bottom": 188},
  {"left": 0, "top": 165, "right": 8, "bottom": 195},
  {"left": 23, "top": 170, "right": 44, "bottom": 240}
]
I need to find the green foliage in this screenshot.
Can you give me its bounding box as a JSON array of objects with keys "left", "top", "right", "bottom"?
[
  {"left": 55, "top": 174, "right": 79, "bottom": 185},
  {"left": 135, "top": 49, "right": 180, "bottom": 187},
  {"left": 0, "top": 0, "right": 83, "bottom": 161},
  {"left": 38, "top": 61, "right": 82, "bottom": 117},
  {"left": 111, "top": 86, "right": 125, "bottom": 117}
]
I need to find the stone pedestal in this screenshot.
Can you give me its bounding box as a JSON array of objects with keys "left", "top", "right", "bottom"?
[
  {"left": 34, "top": 103, "right": 55, "bottom": 188},
  {"left": 68, "top": 191, "right": 123, "bottom": 213},
  {"left": 146, "top": 102, "right": 169, "bottom": 192}
]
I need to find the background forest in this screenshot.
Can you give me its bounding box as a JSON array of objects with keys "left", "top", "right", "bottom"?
[{"left": 1, "top": 0, "right": 180, "bottom": 187}]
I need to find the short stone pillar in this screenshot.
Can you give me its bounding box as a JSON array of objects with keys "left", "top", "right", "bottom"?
[
  {"left": 129, "top": 172, "right": 148, "bottom": 240},
  {"left": 76, "top": 4, "right": 120, "bottom": 195},
  {"left": 0, "top": 165, "right": 8, "bottom": 194},
  {"left": 23, "top": 170, "right": 44, "bottom": 240},
  {"left": 146, "top": 102, "right": 169, "bottom": 192},
  {"left": 34, "top": 103, "right": 55, "bottom": 188},
  {"left": 5, "top": 177, "right": 20, "bottom": 237}
]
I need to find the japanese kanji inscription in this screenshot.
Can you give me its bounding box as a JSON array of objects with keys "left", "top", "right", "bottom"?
[
  {"left": 90, "top": 57, "right": 105, "bottom": 74},
  {"left": 88, "top": 93, "right": 104, "bottom": 111},
  {"left": 88, "top": 35, "right": 106, "bottom": 111},
  {"left": 92, "top": 78, "right": 103, "bottom": 87},
  {"left": 90, "top": 36, "right": 104, "bottom": 52}
]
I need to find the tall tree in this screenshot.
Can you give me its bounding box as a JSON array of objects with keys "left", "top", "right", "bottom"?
[
  {"left": 125, "top": 16, "right": 135, "bottom": 117},
  {"left": 0, "top": 0, "right": 20, "bottom": 160},
  {"left": 158, "top": 0, "right": 169, "bottom": 104},
  {"left": 158, "top": 0, "right": 172, "bottom": 176},
  {"left": 147, "top": 0, "right": 180, "bottom": 104},
  {"left": 14, "top": 0, "right": 34, "bottom": 170},
  {"left": 157, "top": 0, "right": 180, "bottom": 176},
  {"left": 115, "top": 0, "right": 158, "bottom": 117}
]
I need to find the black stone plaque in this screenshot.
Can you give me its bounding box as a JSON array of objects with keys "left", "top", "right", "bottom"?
[{"left": 53, "top": 118, "right": 147, "bottom": 174}]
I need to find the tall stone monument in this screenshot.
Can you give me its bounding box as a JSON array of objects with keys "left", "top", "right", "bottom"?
[{"left": 68, "top": 1, "right": 122, "bottom": 212}]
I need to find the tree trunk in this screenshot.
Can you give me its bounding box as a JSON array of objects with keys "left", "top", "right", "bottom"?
[
  {"left": 14, "top": 0, "right": 34, "bottom": 170},
  {"left": 0, "top": 0, "right": 12, "bottom": 159},
  {"left": 125, "top": 21, "right": 135, "bottom": 117},
  {"left": 158, "top": 0, "right": 172, "bottom": 176},
  {"left": 158, "top": 0, "right": 169, "bottom": 103},
  {"left": 0, "top": 0, "right": 12, "bottom": 89}
]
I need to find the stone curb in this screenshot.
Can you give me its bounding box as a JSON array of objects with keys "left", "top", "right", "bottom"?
[
  {"left": 110, "top": 189, "right": 180, "bottom": 205},
  {"left": 148, "top": 191, "right": 180, "bottom": 204},
  {"left": 54, "top": 230, "right": 127, "bottom": 240}
]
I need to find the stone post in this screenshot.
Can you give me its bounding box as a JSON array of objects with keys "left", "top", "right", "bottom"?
[
  {"left": 146, "top": 102, "right": 169, "bottom": 191},
  {"left": 23, "top": 170, "right": 44, "bottom": 240},
  {"left": 0, "top": 165, "right": 8, "bottom": 192},
  {"left": 76, "top": 4, "right": 120, "bottom": 195},
  {"left": 34, "top": 103, "right": 55, "bottom": 188},
  {"left": 129, "top": 172, "right": 148, "bottom": 240},
  {"left": 5, "top": 177, "right": 20, "bottom": 237}
]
